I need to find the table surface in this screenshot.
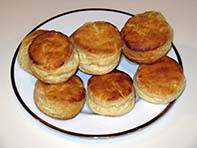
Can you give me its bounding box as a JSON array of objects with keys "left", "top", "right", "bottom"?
[{"left": 1, "top": 0, "right": 197, "bottom": 147}]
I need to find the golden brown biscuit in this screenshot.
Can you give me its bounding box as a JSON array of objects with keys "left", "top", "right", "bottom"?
[
  {"left": 34, "top": 75, "right": 86, "bottom": 120},
  {"left": 121, "top": 11, "right": 173, "bottom": 64},
  {"left": 18, "top": 30, "right": 47, "bottom": 73},
  {"left": 28, "top": 30, "right": 79, "bottom": 84},
  {"left": 133, "top": 56, "right": 186, "bottom": 104},
  {"left": 71, "top": 21, "right": 122, "bottom": 75},
  {"left": 87, "top": 70, "right": 135, "bottom": 116}
]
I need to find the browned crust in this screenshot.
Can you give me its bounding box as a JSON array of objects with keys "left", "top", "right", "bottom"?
[
  {"left": 71, "top": 21, "right": 122, "bottom": 55},
  {"left": 122, "top": 40, "right": 171, "bottom": 64},
  {"left": 36, "top": 75, "right": 85, "bottom": 102},
  {"left": 17, "top": 29, "right": 48, "bottom": 73},
  {"left": 87, "top": 70, "right": 133, "bottom": 103},
  {"left": 135, "top": 56, "right": 185, "bottom": 99},
  {"left": 34, "top": 75, "right": 86, "bottom": 120},
  {"left": 121, "top": 11, "right": 172, "bottom": 52},
  {"left": 29, "top": 30, "right": 73, "bottom": 70}
]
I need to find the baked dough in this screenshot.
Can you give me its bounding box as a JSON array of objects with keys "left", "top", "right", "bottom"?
[
  {"left": 18, "top": 30, "right": 47, "bottom": 73},
  {"left": 133, "top": 56, "right": 186, "bottom": 104},
  {"left": 34, "top": 75, "right": 86, "bottom": 119},
  {"left": 121, "top": 11, "right": 173, "bottom": 64},
  {"left": 28, "top": 30, "right": 79, "bottom": 84},
  {"left": 71, "top": 21, "right": 122, "bottom": 75},
  {"left": 87, "top": 70, "right": 135, "bottom": 116}
]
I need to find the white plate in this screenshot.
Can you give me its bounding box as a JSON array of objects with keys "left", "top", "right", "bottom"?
[{"left": 11, "top": 8, "right": 182, "bottom": 138}]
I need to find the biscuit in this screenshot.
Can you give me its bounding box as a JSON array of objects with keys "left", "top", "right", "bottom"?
[
  {"left": 34, "top": 75, "right": 86, "bottom": 120},
  {"left": 121, "top": 11, "right": 173, "bottom": 64},
  {"left": 28, "top": 30, "right": 79, "bottom": 84},
  {"left": 17, "top": 30, "right": 47, "bottom": 73},
  {"left": 133, "top": 56, "right": 186, "bottom": 104},
  {"left": 87, "top": 70, "right": 135, "bottom": 116},
  {"left": 71, "top": 21, "right": 122, "bottom": 75}
]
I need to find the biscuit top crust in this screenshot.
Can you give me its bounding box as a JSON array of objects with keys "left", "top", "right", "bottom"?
[
  {"left": 71, "top": 21, "right": 122, "bottom": 55},
  {"left": 22, "top": 30, "right": 47, "bottom": 46},
  {"left": 35, "top": 75, "right": 85, "bottom": 103},
  {"left": 121, "top": 11, "right": 172, "bottom": 51},
  {"left": 135, "top": 56, "right": 184, "bottom": 98},
  {"left": 88, "top": 70, "right": 133, "bottom": 103},
  {"left": 29, "top": 30, "right": 73, "bottom": 70}
]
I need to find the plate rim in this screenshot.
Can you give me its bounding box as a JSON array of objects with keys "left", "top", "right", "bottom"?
[{"left": 10, "top": 8, "right": 182, "bottom": 139}]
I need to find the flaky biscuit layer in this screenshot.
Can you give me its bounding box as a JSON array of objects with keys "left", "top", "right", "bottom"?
[
  {"left": 34, "top": 75, "right": 86, "bottom": 119},
  {"left": 18, "top": 30, "right": 47, "bottom": 73},
  {"left": 121, "top": 11, "right": 173, "bottom": 64},
  {"left": 71, "top": 21, "right": 122, "bottom": 75},
  {"left": 87, "top": 70, "right": 135, "bottom": 116},
  {"left": 133, "top": 56, "right": 186, "bottom": 104},
  {"left": 28, "top": 30, "right": 79, "bottom": 84}
]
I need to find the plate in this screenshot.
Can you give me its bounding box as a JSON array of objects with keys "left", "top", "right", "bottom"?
[{"left": 11, "top": 8, "right": 182, "bottom": 138}]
